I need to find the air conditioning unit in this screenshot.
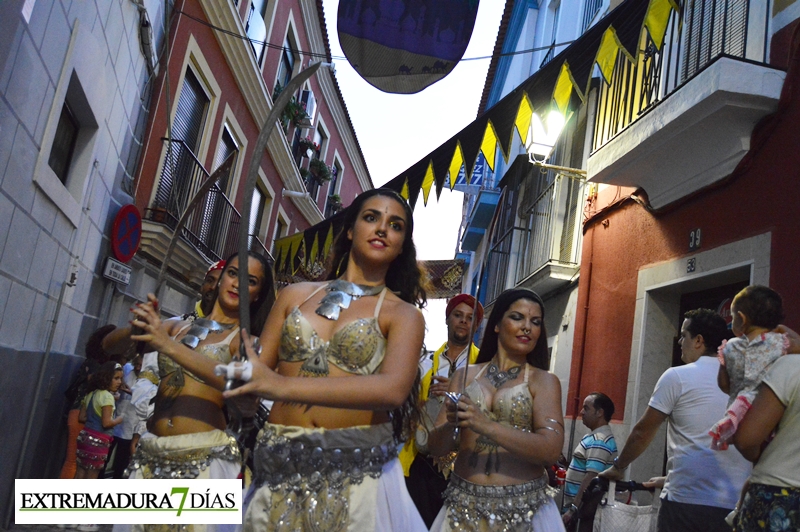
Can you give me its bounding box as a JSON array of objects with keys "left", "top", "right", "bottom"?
[{"left": 299, "top": 89, "right": 317, "bottom": 129}]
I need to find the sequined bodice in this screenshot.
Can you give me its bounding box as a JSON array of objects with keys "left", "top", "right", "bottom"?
[
  {"left": 158, "top": 325, "right": 238, "bottom": 381},
  {"left": 465, "top": 364, "right": 533, "bottom": 431},
  {"left": 278, "top": 287, "right": 388, "bottom": 375}
]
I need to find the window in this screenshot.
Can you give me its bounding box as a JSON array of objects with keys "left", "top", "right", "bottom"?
[
  {"left": 213, "top": 127, "right": 238, "bottom": 195},
  {"left": 155, "top": 68, "right": 209, "bottom": 210},
  {"left": 324, "top": 160, "right": 343, "bottom": 218},
  {"left": 174, "top": 69, "right": 209, "bottom": 153},
  {"left": 249, "top": 187, "right": 266, "bottom": 250},
  {"left": 272, "top": 218, "right": 287, "bottom": 255},
  {"left": 275, "top": 37, "right": 295, "bottom": 94},
  {"left": 246, "top": 0, "right": 268, "bottom": 65},
  {"left": 48, "top": 102, "right": 80, "bottom": 184},
  {"left": 312, "top": 127, "right": 327, "bottom": 159}
]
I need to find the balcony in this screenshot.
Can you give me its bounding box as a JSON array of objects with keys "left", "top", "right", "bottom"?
[
  {"left": 485, "top": 174, "right": 583, "bottom": 304},
  {"left": 461, "top": 189, "right": 502, "bottom": 252},
  {"left": 140, "top": 139, "right": 241, "bottom": 284},
  {"left": 588, "top": 0, "right": 783, "bottom": 209}
]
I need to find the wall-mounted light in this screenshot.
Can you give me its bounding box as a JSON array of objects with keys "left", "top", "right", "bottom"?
[
  {"left": 526, "top": 110, "right": 566, "bottom": 164},
  {"left": 282, "top": 189, "right": 310, "bottom": 199}
]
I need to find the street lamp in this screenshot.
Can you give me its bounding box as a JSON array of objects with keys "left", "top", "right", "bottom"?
[
  {"left": 526, "top": 110, "right": 586, "bottom": 178},
  {"left": 526, "top": 110, "right": 566, "bottom": 164}
]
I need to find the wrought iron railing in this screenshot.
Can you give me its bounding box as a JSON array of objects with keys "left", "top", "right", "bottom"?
[
  {"left": 540, "top": 42, "right": 556, "bottom": 68},
  {"left": 592, "top": 0, "right": 767, "bottom": 152},
  {"left": 148, "top": 139, "right": 240, "bottom": 262},
  {"left": 484, "top": 175, "right": 583, "bottom": 304}
]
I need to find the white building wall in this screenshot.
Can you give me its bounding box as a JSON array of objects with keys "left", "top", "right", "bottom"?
[{"left": 0, "top": 0, "right": 164, "bottom": 520}]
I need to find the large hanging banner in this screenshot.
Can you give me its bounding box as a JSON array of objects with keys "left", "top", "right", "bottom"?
[
  {"left": 421, "top": 259, "right": 466, "bottom": 299},
  {"left": 338, "top": 0, "right": 480, "bottom": 94}
]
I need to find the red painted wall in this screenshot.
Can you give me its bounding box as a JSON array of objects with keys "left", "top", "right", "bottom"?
[
  {"left": 567, "top": 22, "right": 800, "bottom": 420},
  {"left": 135, "top": 0, "right": 367, "bottom": 254}
]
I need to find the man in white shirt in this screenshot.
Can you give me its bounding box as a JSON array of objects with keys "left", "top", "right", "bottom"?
[
  {"left": 601, "top": 309, "right": 751, "bottom": 532},
  {"left": 401, "top": 293, "right": 483, "bottom": 527}
]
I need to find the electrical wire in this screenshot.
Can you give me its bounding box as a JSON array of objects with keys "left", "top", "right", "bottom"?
[{"left": 173, "top": 8, "right": 576, "bottom": 64}]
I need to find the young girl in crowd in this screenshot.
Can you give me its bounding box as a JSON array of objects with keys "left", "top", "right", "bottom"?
[
  {"left": 74, "top": 361, "right": 125, "bottom": 478},
  {"left": 710, "top": 285, "right": 787, "bottom": 450}
]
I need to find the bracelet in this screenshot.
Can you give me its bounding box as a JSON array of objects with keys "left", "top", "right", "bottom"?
[
  {"left": 569, "top": 504, "right": 578, "bottom": 512},
  {"left": 613, "top": 456, "right": 627, "bottom": 471}
]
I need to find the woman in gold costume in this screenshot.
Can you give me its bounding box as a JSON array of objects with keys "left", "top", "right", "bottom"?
[
  {"left": 428, "top": 288, "right": 566, "bottom": 532},
  {"left": 106, "top": 251, "right": 275, "bottom": 532},
  {"left": 222, "top": 188, "right": 428, "bottom": 531}
]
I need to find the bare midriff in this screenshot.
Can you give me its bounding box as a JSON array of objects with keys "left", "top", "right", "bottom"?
[
  {"left": 267, "top": 361, "right": 389, "bottom": 429},
  {"left": 151, "top": 377, "right": 227, "bottom": 436},
  {"left": 451, "top": 429, "right": 546, "bottom": 486}
]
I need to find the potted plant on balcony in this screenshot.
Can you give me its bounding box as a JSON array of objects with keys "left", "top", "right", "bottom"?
[
  {"left": 328, "top": 193, "right": 342, "bottom": 210},
  {"left": 298, "top": 136, "right": 319, "bottom": 157},
  {"left": 308, "top": 157, "right": 332, "bottom": 183},
  {"left": 275, "top": 83, "right": 310, "bottom": 130}
]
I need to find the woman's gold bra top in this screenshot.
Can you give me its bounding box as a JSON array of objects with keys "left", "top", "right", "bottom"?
[
  {"left": 465, "top": 364, "right": 533, "bottom": 432},
  {"left": 158, "top": 323, "right": 239, "bottom": 382},
  {"left": 278, "top": 285, "right": 388, "bottom": 376}
]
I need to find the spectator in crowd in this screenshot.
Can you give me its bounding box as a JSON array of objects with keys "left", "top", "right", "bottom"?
[
  {"left": 733, "top": 341, "right": 800, "bottom": 531},
  {"left": 562, "top": 392, "right": 618, "bottom": 532},
  {"left": 400, "top": 293, "right": 484, "bottom": 527},
  {"left": 181, "top": 260, "right": 227, "bottom": 321},
  {"left": 107, "top": 355, "right": 141, "bottom": 478},
  {"left": 129, "top": 352, "right": 159, "bottom": 455},
  {"left": 601, "top": 309, "right": 751, "bottom": 532},
  {"left": 59, "top": 325, "right": 115, "bottom": 479}
]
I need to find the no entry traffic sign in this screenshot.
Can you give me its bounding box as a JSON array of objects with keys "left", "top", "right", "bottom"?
[{"left": 111, "top": 204, "right": 142, "bottom": 263}]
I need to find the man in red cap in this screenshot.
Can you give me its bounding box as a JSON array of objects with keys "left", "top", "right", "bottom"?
[
  {"left": 400, "top": 293, "right": 484, "bottom": 527},
  {"left": 183, "top": 260, "right": 226, "bottom": 320}
]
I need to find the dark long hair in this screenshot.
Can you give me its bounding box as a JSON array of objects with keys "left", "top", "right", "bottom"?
[
  {"left": 326, "top": 188, "right": 426, "bottom": 308},
  {"left": 476, "top": 288, "right": 550, "bottom": 370},
  {"left": 87, "top": 361, "right": 123, "bottom": 393},
  {"left": 216, "top": 250, "right": 276, "bottom": 336}
]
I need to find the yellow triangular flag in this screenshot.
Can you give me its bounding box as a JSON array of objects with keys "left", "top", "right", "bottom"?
[
  {"left": 644, "top": 0, "right": 679, "bottom": 51},
  {"left": 448, "top": 143, "right": 464, "bottom": 190},
  {"left": 515, "top": 93, "right": 534, "bottom": 146},
  {"left": 595, "top": 27, "right": 620, "bottom": 84},
  {"left": 288, "top": 234, "right": 303, "bottom": 274},
  {"left": 322, "top": 224, "right": 334, "bottom": 260},
  {"left": 553, "top": 62, "right": 574, "bottom": 114},
  {"left": 310, "top": 232, "right": 319, "bottom": 264},
  {"left": 400, "top": 178, "right": 410, "bottom": 200},
  {"left": 479, "top": 121, "right": 499, "bottom": 171},
  {"left": 421, "top": 162, "right": 435, "bottom": 206}
]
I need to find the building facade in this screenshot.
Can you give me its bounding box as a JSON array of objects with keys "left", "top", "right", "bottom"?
[
  {"left": 463, "top": 0, "right": 800, "bottom": 489},
  {"left": 0, "top": 0, "right": 369, "bottom": 524}
]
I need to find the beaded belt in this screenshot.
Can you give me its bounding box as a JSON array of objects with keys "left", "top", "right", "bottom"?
[
  {"left": 443, "top": 474, "right": 556, "bottom": 532},
  {"left": 126, "top": 431, "right": 240, "bottom": 479},
  {"left": 252, "top": 422, "right": 396, "bottom": 490},
  {"left": 248, "top": 423, "right": 397, "bottom": 532}
]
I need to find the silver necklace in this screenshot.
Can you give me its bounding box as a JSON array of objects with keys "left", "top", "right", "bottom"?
[
  {"left": 485, "top": 358, "right": 522, "bottom": 389},
  {"left": 315, "top": 279, "right": 385, "bottom": 321},
  {"left": 179, "top": 318, "right": 236, "bottom": 349}
]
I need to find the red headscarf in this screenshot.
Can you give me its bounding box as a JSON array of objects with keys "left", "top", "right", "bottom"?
[{"left": 445, "top": 293, "right": 484, "bottom": 324}]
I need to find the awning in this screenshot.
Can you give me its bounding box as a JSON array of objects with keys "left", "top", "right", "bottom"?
[{"left": 274, "top": 0, "right": 678, "bottom": 280}]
